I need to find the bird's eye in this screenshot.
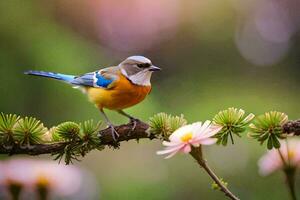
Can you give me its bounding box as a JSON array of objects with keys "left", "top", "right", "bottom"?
[{"left": 137, "top": 63, "right": 151, "bottom": 68}]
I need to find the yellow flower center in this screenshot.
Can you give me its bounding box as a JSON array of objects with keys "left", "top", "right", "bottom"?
[
  {"left": 36, "top": 175, "right": 49, "bottom": 187},
  {"left": 288, "top": 150, "right": 295, "bottom": 159},
  {"left": 180, "top": 132, "right": 193, "bottom": 142}
]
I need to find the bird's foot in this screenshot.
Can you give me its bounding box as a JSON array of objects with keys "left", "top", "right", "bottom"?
[
  {"left": 3, "top": 144, "right": 13, "bottom": 150},
  {"left": 129, "top": 118, "right": 141, "bottom": 131},
  {"left": 20, "top": 143, "right": 34, "bottom": 150},
  {"left": 109, "top": 125, "right": 120, "bottom": 141}
]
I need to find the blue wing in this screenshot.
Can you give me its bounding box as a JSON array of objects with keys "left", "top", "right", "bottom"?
[
  {"left": 71, "top": 71, "right": 115, "bottom": 88},
  {"left": 25, "top": 67, "right": 118, "bottom": 88}
]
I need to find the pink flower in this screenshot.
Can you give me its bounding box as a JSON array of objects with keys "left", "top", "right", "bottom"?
[
  {"left": 157, "top": 121, "right": 222, "bottom": 159},
  {"left": 258, "top": 139, "right": 300, "bottom": 176},
  {"left": 94, "top": 0, "right": 180, "bottom": 54},
  {"left": 0, "top": 159, "right": 98, "bottom": 198}
]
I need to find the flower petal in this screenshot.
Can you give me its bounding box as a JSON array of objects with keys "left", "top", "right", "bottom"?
[
  {"left": 156, "top": 144, "right": 185, "bottom": 155},
  {"left": 198, "top": 138, "right": 217, "bottom": 145},
  {"left": 181, "top": 144, "right": 192, "bottom": 153},
  {"left": 162, "top": 141, "right": 181, "bottom": 147},
  {"left": 164, "top": 150, "right": 180, "bottom": 159},
  {"left": 194, "top": 121, "right": 211, "bottom": 137},
  {"left": 169, "top": 124, "right": 193, "bottom": 142},
  {"left": 203, "top": 125, "right": 222, "bottom": 138}
]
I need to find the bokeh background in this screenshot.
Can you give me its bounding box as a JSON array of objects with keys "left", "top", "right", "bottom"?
[{"left": 1, "top": 0, "right": 300, "bottom": 199}]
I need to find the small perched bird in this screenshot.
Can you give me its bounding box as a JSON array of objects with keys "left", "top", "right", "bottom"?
[{"left": 25, "top": 56, "right": 161, "bottom": 140}]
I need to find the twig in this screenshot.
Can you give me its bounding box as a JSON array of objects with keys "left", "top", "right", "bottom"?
[
  {"left": 278, "top": 139, "right": 298, "bottom": 200},
  {"left": 190, "top": 147, "right": 240, "bottom": 200},
  {"left": 0, "top": 121, "right": 152, "bottom": 155},
  {"left": 284, "top": 168, "right": 297, "bottom": 200}
]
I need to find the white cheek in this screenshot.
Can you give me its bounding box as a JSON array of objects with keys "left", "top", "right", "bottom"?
[
  {"left": 129, "top": 71, "right": 153, "bottom": 86},
  {"left": 121, "top": 68, "right": 128, "bottom": 77}
]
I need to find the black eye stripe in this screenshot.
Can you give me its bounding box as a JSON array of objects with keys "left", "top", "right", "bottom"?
[{"left": 137, "top": 63, "right": 151, "bottom": 68}]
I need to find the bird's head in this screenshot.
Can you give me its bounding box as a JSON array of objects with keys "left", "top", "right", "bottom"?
[{"left": 119, "top": 55, "right": 161, "bottom": 86}]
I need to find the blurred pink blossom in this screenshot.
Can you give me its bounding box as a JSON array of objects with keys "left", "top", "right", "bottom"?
[
  {"left": 94, "top": 0, "right": 180, "bottom": 53},
  {"left": 0, "top": 159, "right": 98, "bottom": 199},
  {"left": 233, "top": 0, "right": 300, "bottom": 66},
  {"left": 235, "top": 18, "right": 291, "bottom": 66},
  {"left": 255, "top": 1, "right": 295, "bottom": 43},
  {"left": 258, "top": 139, "right": 300, "bottom": 176}
]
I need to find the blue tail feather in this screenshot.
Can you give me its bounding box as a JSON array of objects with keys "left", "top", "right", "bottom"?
[{"left": 24, "top": 70, "right": 75, "bottom": 82}]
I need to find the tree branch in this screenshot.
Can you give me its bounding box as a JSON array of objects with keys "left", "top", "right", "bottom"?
[
  {"left": 1, "top": 119, "right": 298, "bottom": 156},
  {"left": 0, "top": 121, "right": 153, "bottom": 156},
  {"left": 283, "top": 120, "right": 300, "bottom": 136}
]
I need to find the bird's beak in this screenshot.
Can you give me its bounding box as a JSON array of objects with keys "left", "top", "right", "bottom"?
[{"left": 149, "top": 65, "right": 161, "bottom": 72}]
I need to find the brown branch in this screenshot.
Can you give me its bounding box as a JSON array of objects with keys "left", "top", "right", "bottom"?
[
  {"left": 283, "top": 120, "right": 300, "bottom": 136},
  {"left": 0, "top": 121, "right": 153, "bottom": 156}
]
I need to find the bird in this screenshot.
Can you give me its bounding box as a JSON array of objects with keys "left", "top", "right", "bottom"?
[{"left": 24, "top": 56, "right": 161, "bottom": 140}]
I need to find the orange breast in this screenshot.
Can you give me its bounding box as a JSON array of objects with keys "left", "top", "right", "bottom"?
[{"left": 86, "top": 74, "right": 151, "bottom": 110}]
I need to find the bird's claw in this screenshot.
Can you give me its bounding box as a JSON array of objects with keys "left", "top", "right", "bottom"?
[
  {"left": 130, "top": 118, "right": 140, "bottom": 131},
  {"left": 3, "top": 144, "right": 13, "bottom": 150},
  {"left": 109, "top": 125, "right": 120, "bottom": 141},
  {"left": 20, "top": 144, "right": 34, "bottom": 150}
]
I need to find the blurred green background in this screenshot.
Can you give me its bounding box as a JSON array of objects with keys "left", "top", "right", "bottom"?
[{"left": 1, "top": 0, "right": 300, "bottom": 199}]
